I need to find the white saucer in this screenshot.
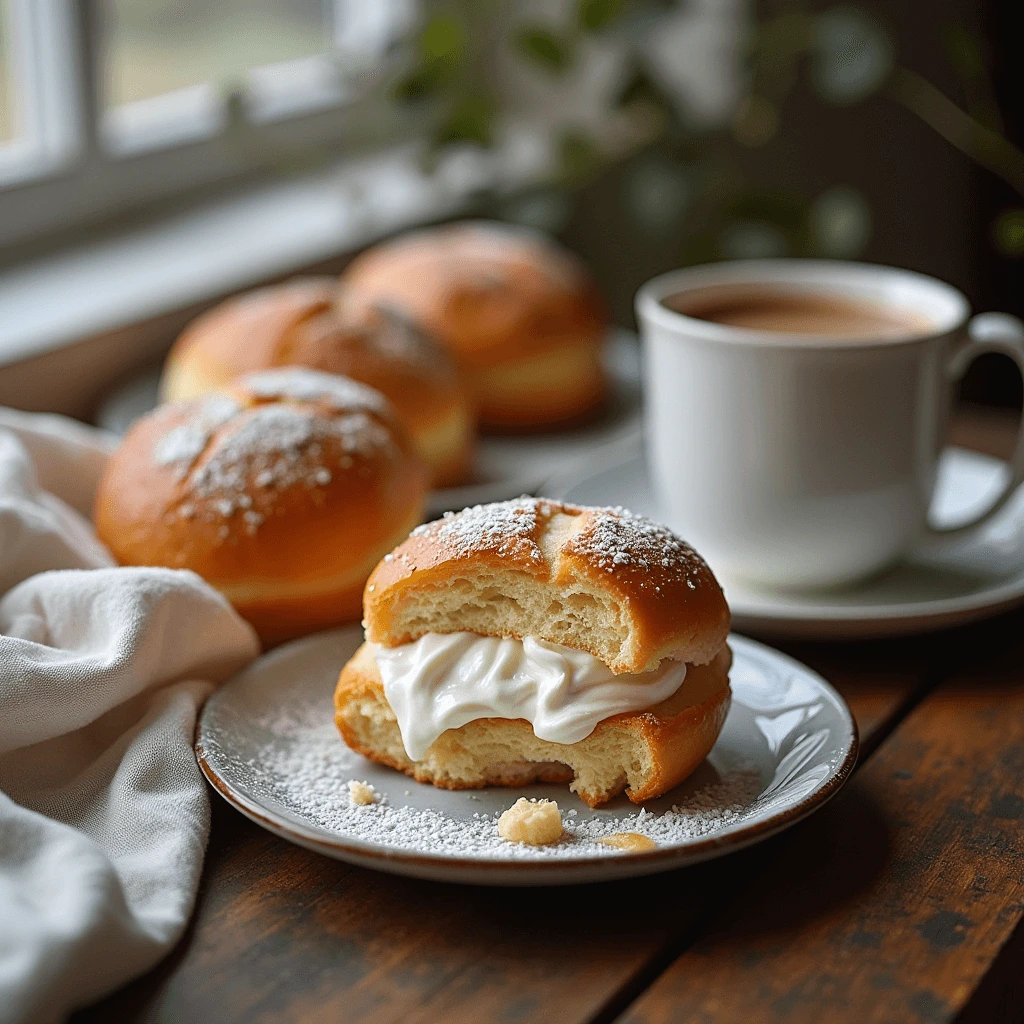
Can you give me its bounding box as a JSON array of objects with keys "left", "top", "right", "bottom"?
[
  {"left": 95, "top": 332, "right": 642, "bottom": 518},
  {"left": 196, "top": 626, "right": 857, "bottom": 886},
  {"left": 556, "top": 445, "right": 1024, "bottom": 638}
]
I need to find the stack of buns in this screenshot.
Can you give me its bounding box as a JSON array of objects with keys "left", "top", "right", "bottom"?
[
  {"left": 161, "top": 278, "right": 474, "bottom": 488},
  {"left": 96, "top": 221, "right": 613, "bottom": 644},
  {"left": 334, "top": 498, "right": 732, "bottom": 806}
]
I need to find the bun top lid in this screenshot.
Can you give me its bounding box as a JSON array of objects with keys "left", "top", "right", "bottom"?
[
  {"left": 364, "top": 497, "right": 730, "bottom": 674},
  {"left": 341, "top": 221, "right": 607, "bottom": 365}
]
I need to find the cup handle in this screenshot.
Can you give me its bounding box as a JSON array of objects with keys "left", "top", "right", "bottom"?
[{"left": 920, "top": 312, "right": 1024, "bottom": 549}]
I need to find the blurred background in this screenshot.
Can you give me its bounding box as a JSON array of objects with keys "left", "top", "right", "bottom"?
[{"left": 0, "top": 0, "right": 1021, "bottom": 418}]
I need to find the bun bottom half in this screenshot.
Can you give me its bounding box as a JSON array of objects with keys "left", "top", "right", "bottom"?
[
  {"left": 472, "top": 340, "right": 606, "bottom": 432},
  {"left": 334, "top": 643, "right": 731, "bottom": 807},
  {"left": 217, "top": 507, "right": 424, "bottom": 646},
  {"left": 412, "top": 402, "right": 475, "bottom": 488}
]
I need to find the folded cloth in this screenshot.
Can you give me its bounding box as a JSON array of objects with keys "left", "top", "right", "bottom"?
[{"left": 0, "top": 409, "right": 260, "bottom": 1024}]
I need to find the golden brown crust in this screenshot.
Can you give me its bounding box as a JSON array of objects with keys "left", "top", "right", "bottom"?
[
  {"left": 162, "top": 278, "right": 337, "bottom": 401},
  {"left": 333, "top": 643, "right": 732, "bottom": 807},
  {"left": 94, "top": 368, "right": 428, "bottom": 644},
  {"left": 161, "top": 278, "right": 475, "bottom": 486},
  {"left": 364, "top": 498, "right": 730, "bottom": 673},
  {"left": 339, "top": 221, "right": 608, "bottom": 430}
]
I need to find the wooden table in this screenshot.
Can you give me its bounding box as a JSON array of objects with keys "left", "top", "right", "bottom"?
[{"left": 75, "top": 411, "right": 1024, "bottom": 1024}]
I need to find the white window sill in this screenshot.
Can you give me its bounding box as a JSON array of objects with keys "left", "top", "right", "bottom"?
[
  {"left": 1, "top": 144, "right": 520, "bottom": 366},
  {"left": 0, "top": 138, "right": 548, "bottom": 416}
]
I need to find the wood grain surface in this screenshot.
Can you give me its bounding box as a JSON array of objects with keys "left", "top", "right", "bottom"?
[
  {"left": 73, "top": 640, "right": 938, "bottom": 1024},
  {"left": 620, "top": 616, "right": 1024, "bottom": 1024},
  {"left": 72, "top": 411, "right": 1024, "bottom": 1024}
]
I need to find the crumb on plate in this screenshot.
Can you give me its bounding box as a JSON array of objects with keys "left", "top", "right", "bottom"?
[
  {"left": 497, "top": 797, "right": 563, "bottom": 846},
  {"left": 348, "top": 780, "right": 378, "bottom": 806},
  {"left": 596, "top": 832, "right": 657, "bottom": 852}
]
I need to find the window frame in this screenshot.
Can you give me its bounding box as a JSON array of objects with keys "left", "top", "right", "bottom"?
[{"left": 0, "top": 0, "right": 416, "bottom": 255}]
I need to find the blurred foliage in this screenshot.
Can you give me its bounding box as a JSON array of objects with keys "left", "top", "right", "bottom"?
[
  {"left": 994, "top": 209, "right": 1024, "bottom": 257},
  {"left": 384, "top": 0, "right": 1024, "bottom": 267},
  {"left": 513, "top": 27, "right": 573, "bottom": 74}
]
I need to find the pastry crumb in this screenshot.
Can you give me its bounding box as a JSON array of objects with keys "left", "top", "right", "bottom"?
[
  {"left": 348, "top": 780, "right": 377, "bottom": 806},
  {"left": 596, "top": 832, "right": 656, "bottom": 852},
  {"left": 497, "top": 797, "right": 563, "bottom": 846}
]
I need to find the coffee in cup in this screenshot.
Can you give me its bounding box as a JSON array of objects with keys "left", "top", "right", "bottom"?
[{"left": 663, "top": 285, "right": 933, "bottom": 340}]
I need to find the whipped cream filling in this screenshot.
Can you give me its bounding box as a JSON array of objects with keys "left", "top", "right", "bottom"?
[{"left": 373, "top": 632, "right": 688, "bottom": 761}]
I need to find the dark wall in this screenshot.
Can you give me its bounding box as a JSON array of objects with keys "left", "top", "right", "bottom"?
[{"left": 554, "top": 0, "right": 1023, "bottom": 409}]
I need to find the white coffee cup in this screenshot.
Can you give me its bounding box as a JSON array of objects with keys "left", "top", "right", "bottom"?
[{"left": 635, "top": 259, "right": 1024, "bottom": 589}]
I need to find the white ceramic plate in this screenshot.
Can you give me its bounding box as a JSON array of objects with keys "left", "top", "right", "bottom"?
[
  {"left": 556, "top": 445, "right": 1024, "bottom": 638},
  {"left": 95, "top": 332, "right": 642, "bottom": 518},
  {"left": 196, "top": 627, "right": 857, "bottom": 886}
]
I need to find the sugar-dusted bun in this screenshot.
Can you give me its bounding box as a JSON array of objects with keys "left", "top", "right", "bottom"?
[
  {"left": 340, "top": 221, "right": 608, "bottom": 431},
  {"left": 364, "top": 498, "right": 730, "bottom": 674},
  {"left": 335, "top": 643, "right": 731, "bottom": 807},
  {"left": 95, "top": 368, "right": 429, "bottom": 644},
  {"left": 161, "top": 278, "right": 475, "bottom": 487}
]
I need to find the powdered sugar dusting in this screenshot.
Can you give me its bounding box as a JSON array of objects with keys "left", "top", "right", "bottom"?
[
  {"left": 153, "top": 395, "right": 240, "bottom": 476},
  {"left": 569, "top": 506, "right": 709, "bottom": 593},
  {"left": 410, "top": 497, "right": 552, "bottom": 564},
  {"left": 200, "top": 632, "right": 855, "bottom": 875},
  {"left": 402, "top": 499, "right": 709, "bottom": 592},
  {"left": 243, "top": 366, "right": 390, "bottom": 417},
  {"left": 245, "top": 706, "right": 762, "bottom": 860},
  {"left": 183, "top": 405, "right": 391, "bottom": 533},
  {"left": 328, "top": 302, "right": 456, "bottom": 386},
  {"left": 153, "top": 392, "right": 394, "bottom": 537}
]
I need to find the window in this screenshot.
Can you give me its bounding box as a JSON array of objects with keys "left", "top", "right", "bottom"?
[
  {"left": 101, "top": 0, "right": 338, "bottom": 150},
  {"left": 0, "top": 0, "right": 415, "bottom": 253},
  {"left": 0, "top": 1, "right": 16, "bottom": 144},
  {"left": 104, "top": 1, "right": 330, "bottom": 108}
]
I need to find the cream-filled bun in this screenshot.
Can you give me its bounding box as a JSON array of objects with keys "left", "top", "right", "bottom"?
[
  {"left": 95, "top": 368, "right": 429, "bottom": 645},
  {"left": 160, "top": 278, "right": 474, "bottom": 487},
  {"left": 339, "top": 222, "right": 608, "bottom": 432},
  {"left": 334, "top": 498, "right": 731, "bottom": 807}
]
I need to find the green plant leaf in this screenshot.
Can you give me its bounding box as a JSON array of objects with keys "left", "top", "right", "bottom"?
[
  {"left": 393, "top": 14, "right": 467, "bottom": 103},
  {"left": 578, "top": 0, "right": 623, "bottom": 32},
  {"left": 514, "top": 27, "right": 573, "bottom": 73},
  {"left": 391, "top": 67, "right": 442, "bottom": 103},
  {"left": 993, "top": 209, "right": 1024, "bottom": 256},
  {"left": 435, "top": 93, "right": 495, "bottom": 149},
  {"left": 942, "top": 23, "right": 985, "bottom": 79},
  {"left": 616, "top": 63, "right": 673, "bottom": 113},
  {"left": 558, "top": 130, "right": 603, "bottom": 183},
  {"left": 420, "top": 14, "right": 467, "bottom": 63}
]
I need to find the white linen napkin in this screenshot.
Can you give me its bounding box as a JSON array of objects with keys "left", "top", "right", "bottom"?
[{"left": 0, "top": 409, "right": 260, "bottom": 1024}]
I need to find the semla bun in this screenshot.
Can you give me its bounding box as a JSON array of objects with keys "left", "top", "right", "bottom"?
[{"left": 335, "top": 499, "right": 732, "bottom": 806}]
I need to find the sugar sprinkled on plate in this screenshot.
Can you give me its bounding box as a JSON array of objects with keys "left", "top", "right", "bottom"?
[{"left": 246, "top": 704, "right": 762, "bottom": 861}]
